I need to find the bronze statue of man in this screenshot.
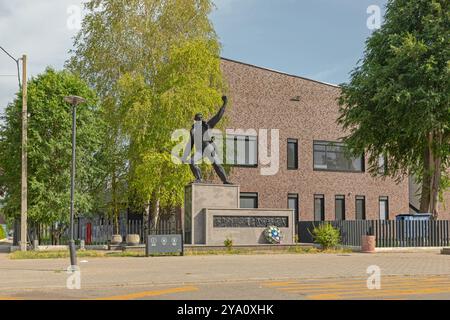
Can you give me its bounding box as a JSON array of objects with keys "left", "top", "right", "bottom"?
[{"left": 184, "top": 96, "right": 232, "bottom": 184}]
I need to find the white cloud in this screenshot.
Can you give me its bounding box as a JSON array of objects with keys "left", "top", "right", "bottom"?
[{"left": 0, "top": 0, "right": 85, "bottom": 115}]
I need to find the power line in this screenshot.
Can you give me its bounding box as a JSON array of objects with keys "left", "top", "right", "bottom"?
[
  {"left": 0, "top": 45, "right": 17, "bottom": 61},
  {"left": 0, "top": 45, "right": 21, "bottom": 87}
]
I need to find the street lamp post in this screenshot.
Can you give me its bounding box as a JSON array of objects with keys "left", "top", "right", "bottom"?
[{"left": 64, "top": 95, "right": 86, "bottom": 267}]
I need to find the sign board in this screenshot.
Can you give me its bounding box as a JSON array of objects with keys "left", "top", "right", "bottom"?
[{"left": 146, "top": 234, "right": 183, "bottom": 256}]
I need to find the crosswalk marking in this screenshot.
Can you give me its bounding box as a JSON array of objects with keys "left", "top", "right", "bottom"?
[
  {"left": 95, "top": 286, "right": 199, "bottom": 300},
  {"left": 264, "top": 276, "right": 450, "bottom": 300},
  {"left": 310, "top": 286, "right": 450, "bottom": 300},
  {"left": 280, "top": 278, "right": 447, "bottom": 291}
]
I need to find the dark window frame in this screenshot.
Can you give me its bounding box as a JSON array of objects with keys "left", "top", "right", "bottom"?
[
  {"left": 379, "top": 196, "right": 389, "bottom": 220},
  {"left": 355, "top": 196, "right": 366, "bottom": 220},
  {"left": 288, "top": 193, "right": 299, "bottom": 222},
  {"left": 287, "top": 138, "right": 299, "bottom": 170},
  {"left": 335, "top": 195, "right": 346, "bottom": 220},
  {"left": 314, "top": 194, "right": 325, "bottom": 221},
  {"left": 224, "top": 134, "right": 259, "bottom": 168},
  {"left": 313, "top": 140, "right": 365, "bottom": 173},
  {"left": 377, "top": 155, "right": 388, "bottom": 175},
  {"left": 240, "top": 192, "right": 259, "bottom": 209}
]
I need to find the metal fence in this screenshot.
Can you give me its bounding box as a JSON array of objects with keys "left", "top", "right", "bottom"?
[
  {"left": 14, "top": 214, "right": 182, "bottom": 245},
  {"left": 298, "top": 220, "right": 450, "bottom": 248},
  {"left": 78, "top": 216, "right": 182, "bottom": 244}
]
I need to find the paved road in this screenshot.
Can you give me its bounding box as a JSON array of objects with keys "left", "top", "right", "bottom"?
[{"left": 0, "top": 251, "right": 449, "bottom": 300}]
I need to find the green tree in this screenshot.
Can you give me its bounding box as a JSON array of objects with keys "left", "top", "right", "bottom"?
[
  {"left": 118, "top": 38, "right": 224, "bottom": 226},
  {"left": 0, "top": 68, "right": 104, "bottom": 241},
  {"left": 338, "top": 0, "right": 449, "bottom": 217},
  {"left": 68, "top": 0, "right": 225, "bottom": 229}
]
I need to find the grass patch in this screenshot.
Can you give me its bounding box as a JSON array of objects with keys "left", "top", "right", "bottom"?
[
  {"left": 185, "top": 249, "right": 251, "bottom": 256},
  {"left": 104, "top": 251, "right": 147, "bottom": 258},
  {"left": 286, "top": 246, "right": 352, "bottom": 254},
  {"left": 9, "top": 250, "right": 181, "bottom": 259},
  {"left": 9, "top": 250, "right": 106, "bottom": 260},
  {"left": 185, "top": 247, "right": 353, "bottom": 256},
  {"left": 9, "top": 247, "right": 353, "bottom": 259}
]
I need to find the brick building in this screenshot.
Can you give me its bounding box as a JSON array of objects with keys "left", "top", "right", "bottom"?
[{"left": 217, "top": 57, "right": 449, "bottom": 221}]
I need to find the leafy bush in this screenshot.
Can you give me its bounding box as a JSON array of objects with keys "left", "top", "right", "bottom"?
[
  {"left": 224, "top": 237, "right": 233, "bottom": 249},
  {"left": 311, "top": 223, "right": 340, "bottom": 250},
  {"left": 0, "top": 225, "right": 6, "bottom": 240}
]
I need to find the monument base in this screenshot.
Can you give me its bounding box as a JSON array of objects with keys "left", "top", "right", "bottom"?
[{"left": 184, "top": 183, "right": 294, "bottom": 245}]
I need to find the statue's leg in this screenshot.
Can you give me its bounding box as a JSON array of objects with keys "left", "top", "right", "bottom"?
[
  {"left": 190, "top": 156, "right": 202, "bottom": 183},
  {"left": 207, "top": 142, "right": 232, "bottom": 185},
  {"left": 212, "top": 163, "right": 231, "bottom": 184}
]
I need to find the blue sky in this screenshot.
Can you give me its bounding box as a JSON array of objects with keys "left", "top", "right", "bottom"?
[
  {"left": 212, "top": 0, "right": 387, "bottom": 85},
  {"left": 0, "top": 0, "right": 387, "bottom": 115}
]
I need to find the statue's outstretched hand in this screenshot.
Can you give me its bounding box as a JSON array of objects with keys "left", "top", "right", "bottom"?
[{"left": 222, "top": 95, "right": 228, "bottom": 105}]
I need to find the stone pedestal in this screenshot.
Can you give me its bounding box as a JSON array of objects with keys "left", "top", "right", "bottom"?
[
  {"left": 184, "top": 183, "right": 294, "bottom": 245},
  {"left": 184, "top": 183, "right": 240, "bottom": 244}
]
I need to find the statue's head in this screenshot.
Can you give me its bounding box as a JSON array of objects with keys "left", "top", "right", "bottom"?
[{"left": 194, "top": 113, "right": 203, "bottom": 122}]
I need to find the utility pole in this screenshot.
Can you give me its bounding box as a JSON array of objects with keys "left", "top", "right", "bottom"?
[{"left": 20, "top": 54, "right": 28, "bottom": 252}]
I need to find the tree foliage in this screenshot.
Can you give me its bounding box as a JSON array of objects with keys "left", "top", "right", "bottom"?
[
  {"left": 338, "top": 0, "right": 449, "bottom": 216},
  {"left": 119, "top": 38, "right": 224, "bottom": 210},
  {"left": 68, "top": 0, "right": 225, "bottom": 226},
  {"left": 0, "top": 68, "right": 104, "bottom": 227}
]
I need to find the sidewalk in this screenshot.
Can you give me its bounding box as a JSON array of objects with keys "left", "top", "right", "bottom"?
[{"left": 1, "top": 251, "right": 449, "bottom": 291}]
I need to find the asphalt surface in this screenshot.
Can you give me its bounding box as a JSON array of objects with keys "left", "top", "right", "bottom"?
[{"left": 0, "top": 251, "right": 449, "bottom": 300}]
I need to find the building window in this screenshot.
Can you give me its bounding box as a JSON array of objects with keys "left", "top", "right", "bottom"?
[
  {"left": 355, "top": 196, "right": 366, "bottom": 220},
  {"left": 288, "top": 194, "right": 299, "bottom": 237},
  {"left": 288, "top": 193, "right": 299, "bottom": 222},
  {"left": 335, "top": 195, "right": 345, "bottom": 220},
  {"left": 314, "top": 194, "right": 325, "bottom": 221},
  {"left": 379, "top": 196, "right": 389, "bottom": 220},
  {"left": 240, "top": 192, "right": 258, "bottom": 209},
  {"left": 287, "top": 139, "right": 298, "bottom": 170},
  {"left": 225, "top": 134, "right": 258, "bottom": 167},
  {"left": 313, "top": 141, "right": 364, "bottom": 172},
  {"left": 377, "top": 155, "right": 387, "bottom": 175}
]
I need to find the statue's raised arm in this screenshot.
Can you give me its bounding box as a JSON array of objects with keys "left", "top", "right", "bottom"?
[{"left": 207, "top": 96, "right": 228, "bottom": 129}]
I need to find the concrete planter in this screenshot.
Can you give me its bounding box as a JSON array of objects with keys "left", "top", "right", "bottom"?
[
  {"left": 111, "top": 234, "right": 123, "bottom": 245},
  {"left": 126, "top": 234, "right": 140, "bottom": 246},
  {"left": 361, "top": 235, "right": 376, "bottom": 253}
]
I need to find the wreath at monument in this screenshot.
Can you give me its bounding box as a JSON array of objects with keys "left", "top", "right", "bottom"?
[{"left": 264, "top": 226, "right": 282, "bottom": 244}]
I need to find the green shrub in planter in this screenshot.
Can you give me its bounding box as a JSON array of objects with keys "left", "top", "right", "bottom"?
[{"left": 311, "top": 223, "right": 340, "bottom": 250}]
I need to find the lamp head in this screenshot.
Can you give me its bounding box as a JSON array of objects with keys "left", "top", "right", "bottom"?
[{"left": 64, "top": 95, "right": 86, "bottom": 106}]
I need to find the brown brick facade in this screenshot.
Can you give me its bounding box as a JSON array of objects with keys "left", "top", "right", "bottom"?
[
  {"left": 219, "top": 58, "right": 415, "bottom": 221},
  {"left": 439, "top": 192, "right": 450, "bottom": 218}
]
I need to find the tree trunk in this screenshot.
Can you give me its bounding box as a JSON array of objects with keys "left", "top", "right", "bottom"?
[
  {"left": 111, "top": 171, "right": 119, "bottom": 234},
  {"left": 429, "top": 131, "right": 443, "bottom": 220},
  {"left": 153, "top": 198, "right": 161, "bottom": 229},
  {"left": 143, "top": 201, "right": 150, "bottom": 241},
  {"left": 420, "top": 144, "right": 431, "bottom": 213}
]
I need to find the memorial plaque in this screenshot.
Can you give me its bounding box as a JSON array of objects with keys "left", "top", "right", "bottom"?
[
  {"left": 146, "top": 235, "right": 183, "bottom": 256},
  {"left": 213, "top": 216, "right": 289, "bottom": 228}
]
